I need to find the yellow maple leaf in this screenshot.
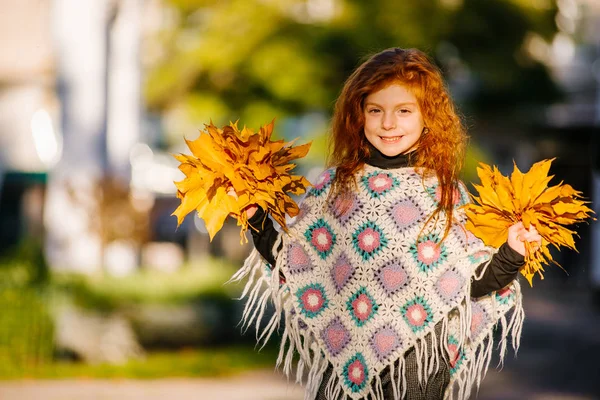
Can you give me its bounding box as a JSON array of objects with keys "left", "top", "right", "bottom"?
[
  {"left": 172, "top": 120, "right": 312, "bottom": 243},
  {"left": 463, "top": 159, "right": 595, "bottom": 286}
]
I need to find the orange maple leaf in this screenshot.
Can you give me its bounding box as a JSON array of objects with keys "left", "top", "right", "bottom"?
[
  {"left": 172, "top": 120, "right": 311, "bottom": 243},
  {"left": 463, "top": 159, "right": 595, "bottom": 286}
]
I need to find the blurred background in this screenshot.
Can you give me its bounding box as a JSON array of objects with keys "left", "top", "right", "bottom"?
[{"left": 0, "top": 0, "right": 599, "bottom": 399}]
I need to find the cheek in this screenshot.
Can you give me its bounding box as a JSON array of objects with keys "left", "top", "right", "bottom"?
[
  {"left": 363, "top": 117, "right": 378, "bottom": 134},
  {"left": 407, "top": 116, "right": 424, "bottom": 133}
]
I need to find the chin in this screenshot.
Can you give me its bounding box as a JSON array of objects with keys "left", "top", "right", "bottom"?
[
  {"left": 380, "top": 150, "right": 403, "bottom": 157},
  {"left": 378, "top": 145, "right": 408, "bottom": 157}
]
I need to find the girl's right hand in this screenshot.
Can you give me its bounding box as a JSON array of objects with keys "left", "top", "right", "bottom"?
[
  {"left": 507, "top": 222, "right": 542, "bottom": 257},
  {"left": 245, "top": 204, "right": 258, "bottom": 219},
  {"left": 227, "top": 187, "right": 258, "bottom": 218}
]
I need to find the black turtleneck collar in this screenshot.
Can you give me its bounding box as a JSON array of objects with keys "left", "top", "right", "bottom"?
[{"left": 365, "top": 142, "right": 416, "bottom": 169}]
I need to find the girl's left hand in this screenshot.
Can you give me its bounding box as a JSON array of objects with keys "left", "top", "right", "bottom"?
[
  {"left": 507, "top": 222, "right": 542, "bottom": 257},
  {"left": 227, "top": 187, "right": 258, "bottom": 218}
]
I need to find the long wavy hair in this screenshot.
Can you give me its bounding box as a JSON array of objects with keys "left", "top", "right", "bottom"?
[{"left": 328, "top": 48, "right": 467, "bottom": 238}]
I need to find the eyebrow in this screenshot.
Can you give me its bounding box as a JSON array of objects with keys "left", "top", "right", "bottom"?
[{"left": 364, "top": 101, "right": 417, "bottom": 107}]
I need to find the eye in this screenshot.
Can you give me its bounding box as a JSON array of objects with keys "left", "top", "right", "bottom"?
[
  {"left": 367, "top": 108, "right": 381, "bottom": 114},
  {"left": 398, "top": 108, "right": 411, "bottom": 114}
]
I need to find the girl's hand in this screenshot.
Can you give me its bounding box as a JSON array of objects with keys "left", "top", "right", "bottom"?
[
  {"left": 245, "top": 204, "right": 258, "bottom": 219},
  {"left": 507, "top": 222, "right": 542, "bottom": 257},
  {"left": 227, "top": 187, "right": 258, "bottom": 218}
]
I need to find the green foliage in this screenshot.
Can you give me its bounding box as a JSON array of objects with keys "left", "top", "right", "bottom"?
[
  {"left": 146, "top": 0, "right": 561, "bottom": 149},
  {"left": 53, "top": 258, "right": 241, "bottom": 312},
  {"left": 0, "top": 345, "right": 278, "bottom": 379},
  {"left": 0, "top": 240, "right": 54, "bottom": 374},
  {"left": 447, "top": 0, "right": 561, "bottom": 109},
  {"left": 0, "top": 287, "right": 54, "bottom": 374},
  {"left": 0, "top": 242, "right": 250, "bottom": 377},
  {"left": 462, "top": 142, "right": 493, "bottom": 185},
  {"left": 0, "top": 239, "right": 49, "bottom": 287}
]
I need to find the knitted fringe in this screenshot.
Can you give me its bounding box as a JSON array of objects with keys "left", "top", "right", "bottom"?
[
  {"left": 228, "top": 242, "right": 524, "bottom": 400},
  {"left": 447, "top": 256, "right": 525, "bottom": 400}
]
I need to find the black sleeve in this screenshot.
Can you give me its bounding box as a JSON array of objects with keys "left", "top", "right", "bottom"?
[
  {"left": 248, "top": 207, "right": 282, "bottom": 267},
  {"left": 470, "top": 243, "right": 525, "bottom": 298}
]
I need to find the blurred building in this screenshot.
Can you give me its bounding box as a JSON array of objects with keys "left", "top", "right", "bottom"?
[
  {"left": 0, "top": 0, "right": 56, "bottom": 253},
  {"left": 0, "top": 0, "right": 246, "bottom": 275},
  {"left": 532, "top": 0, "right": 600, "bottom": 290},
  {"left": 488, "top": 0, "right": 600, "bottom": 293},
  {"left": 0, "top": 1, "right": 176, "bottom": 274}
]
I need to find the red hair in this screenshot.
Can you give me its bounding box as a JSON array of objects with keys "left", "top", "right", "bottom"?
[{"left": 328, "top": 48, "right": 467, "bottom": 238}]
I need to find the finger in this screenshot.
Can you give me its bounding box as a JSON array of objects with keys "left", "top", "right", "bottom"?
[
  {"left": 524, "top": 233, "right": 542, "bottom": 244},
  {"left": 509, "top": 222, "right": 524, "bottom": 235},
  {"left": 227, "top": 187, "right": 238, "bottom": 199},
  {"left": 516, "top": 227, "right": 529, "bottom": 241},
  {"left": 528, "top": 225, "right": 539, "bottom": 235},
  {"left": 510, "top": 221, "right": 524, "bottom": 230}
]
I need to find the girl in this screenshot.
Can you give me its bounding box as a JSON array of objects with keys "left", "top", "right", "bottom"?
[{"left": 230, "top": 48, "right": 541, "bottom": 400}]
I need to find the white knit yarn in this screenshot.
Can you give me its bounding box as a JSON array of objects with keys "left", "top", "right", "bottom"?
[{"left": 229, "top": 165, "right": 524, "bottom": 400}]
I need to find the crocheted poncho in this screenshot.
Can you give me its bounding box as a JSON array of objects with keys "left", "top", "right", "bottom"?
[{"left": 230, "top": 165, "right": 524, "bottom": 400}]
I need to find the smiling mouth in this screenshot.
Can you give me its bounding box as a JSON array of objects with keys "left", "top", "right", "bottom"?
[{"left": 380, "top": 136, "right": 402, "bottom": 143}]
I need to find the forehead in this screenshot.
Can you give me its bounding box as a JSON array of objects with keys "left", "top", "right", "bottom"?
[{"left": 365, "top": 82, "right": 418, "bottom": 104}]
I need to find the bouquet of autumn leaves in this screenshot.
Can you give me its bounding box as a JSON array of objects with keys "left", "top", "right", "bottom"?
[
  {"left": 464, "top": 159, "right": 595, "bottom": 286},
  {"left": 172, "top": 120, "right": 311, "bottom": 243}
]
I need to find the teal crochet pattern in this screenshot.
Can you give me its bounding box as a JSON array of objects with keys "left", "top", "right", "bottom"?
[{"left": 232, "top": 165, "right": 524, "bottom": 400}]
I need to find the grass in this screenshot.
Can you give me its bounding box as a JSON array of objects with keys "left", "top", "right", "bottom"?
[
  {"left": 53, "top": 257, "right": 244, "bottom": 311},
  {"left": 0, "top": 249, "right": 272, "bottom": 380},
  {"left": 1, "top": 344, "right": 280, "bottom": 380}
]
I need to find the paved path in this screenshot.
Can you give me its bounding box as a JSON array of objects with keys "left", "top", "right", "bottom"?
[
  {"left": 473, "top": 273, "right": 600, "bottom": 400},
  {"left": 1, "top": 270, "right": 599, "bottom": 400},
  {"left": 0, "top": 371, "right": 304, "bottom": 400}
]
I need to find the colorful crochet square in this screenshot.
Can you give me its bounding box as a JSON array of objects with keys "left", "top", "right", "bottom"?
[
  {"left": 328, "top": 193, "right": 361, "bottom": 224},
  {"left": 321, "top": 316, "right": 351, "bottom": 357},
  {"left": 375, "top": 260, "right": 409, "bottom": 296},
  {"left": 346, "top": 287, "right": 379, "bottom": 327},
  {"left": 469, "top": 302, "right": 489, "bottom": 338},
  {"left": 305, "top": 219, "right": 337, "bottom": 260},
  {"left": 435, "top": 270, "right": 465, "bottom": 303},
  {"left": 361, "top": 171, "right": 399, "bottom": 199},
  {"left": 289, "top": 202, "right": 311, "bottom": 228},
  {"left": 495, "top": 287, "right": 515, "bottom": 305},
  {"left": 343, "top": 352, "right": 370, "bottom": 393},
  {"left": 401, "top": 296, "right": 433, "bottom": 333},
  {"left": 296, "top": 283, "right": 329, "bottom": 319},
  {"left": 457, "top": 184, "right": 470, "bottom": 206},
  {"left": 286, "top": 243, "right": 314, "bottom": 275},
  {"left": 454, "top": 225, "right": 481, "bottom": 247},
  {"left": 311, "top": 169, "right": 334, "bottom": 197},
  {"left": 426, "top": 183, "right": 465, "bottom": 207},
  {"left": 352, "top": 221, "right": 388, "bottom": 261},
  {"left": 388, "top": 197, "right": 425, "bottom": 231},
  {"left": 370, "top": 324, "right": 401, "bottom": 362},
  {"left": 468, "top": 249, "right": 489, "bottom": 265},
  {"left": 447, "top": 335, "right": 465, "bottom": 375},
  {"left": 409, "top": 233, "right": 448, "bottom": 273},
  {"left": 289, "top": 308, "right": 309, "bottom": 330},
  {"left": 331, "top": 253, "right": 355, "bottom": 293}
]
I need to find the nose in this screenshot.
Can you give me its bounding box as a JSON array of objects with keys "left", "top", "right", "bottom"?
[{"left": 381, "top": 112, "right": 395, "bottom": 130}]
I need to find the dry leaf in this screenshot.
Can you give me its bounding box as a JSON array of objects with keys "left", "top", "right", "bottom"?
[
  {"left": 172, "top": 120, "right": 312, "bottom": 243},
  {"left": 463, "top": 159, "right": 595, "bottom": 286}
]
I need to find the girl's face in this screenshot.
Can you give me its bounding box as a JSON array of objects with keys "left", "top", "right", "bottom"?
[{"left": 363, "top": 83, "right": 425, "bottom": 157}]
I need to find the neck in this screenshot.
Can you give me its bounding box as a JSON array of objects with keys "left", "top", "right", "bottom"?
[{"left": 365, "top": 143, "right": 415, "bottom": 169}]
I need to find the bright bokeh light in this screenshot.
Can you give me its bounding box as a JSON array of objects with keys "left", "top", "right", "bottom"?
[
  {"left": 557, "top": 0, "right": 579, "bottom": 20},
  {"left": 130, "top": 142, "right": 181, "bottom": 195},
  {"left": 551, "top": 33, "right": 576, "bottom": 66},
  {"left": 31, "top": 108, "right": 61, "bottom": 167},
  {"left": 524, "top": 32, "right": 550, "bottom": 64}
]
